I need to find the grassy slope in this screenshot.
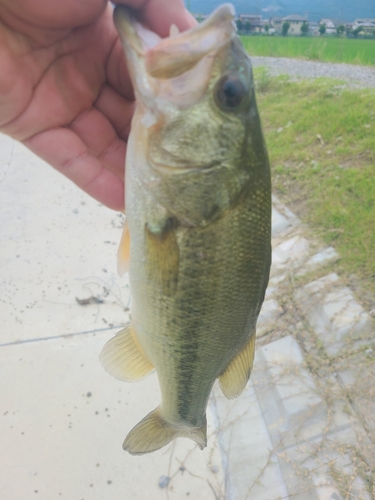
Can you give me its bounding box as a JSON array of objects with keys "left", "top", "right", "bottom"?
[
  {"left": 254, "top": 70, "right": 375, "bottom": 293},
  {"left": 242, "top": 36, "right": 375, "bottom": 66}
]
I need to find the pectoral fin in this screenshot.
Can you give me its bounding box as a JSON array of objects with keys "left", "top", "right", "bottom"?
[
  {"left": 219, "top": 333, "right": 256, "bottom": 400},
  {"left": 123, "top": 407, "right": 207, "bottom": 455},
  {"left": 99, "top": 325, "right": 153, "bottom": 382},
  {"left": 117, "top": 219, "right": 130, "bottom": 277}
]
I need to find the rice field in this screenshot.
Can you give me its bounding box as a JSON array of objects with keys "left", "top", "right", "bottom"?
[{"left": 241, "top": 36, "right": 375, "bottom": 66}]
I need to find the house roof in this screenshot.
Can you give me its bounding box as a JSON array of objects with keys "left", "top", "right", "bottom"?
[
  {"left": 283, "top": 15, "right": 308, "bottom": 22},
  {"left": 354, "top": 18, "right": 375, "bottom": 24},
  {"left": 240, "top": 14, "right": 262, "bottom": 20},
  {"left": 319, "top": 17, "right": 344, "bottom": 27}
]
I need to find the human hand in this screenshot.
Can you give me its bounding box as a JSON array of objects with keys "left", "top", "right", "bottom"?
[{"left": 0, "top": 0, "right": 195, "bottom": 210}]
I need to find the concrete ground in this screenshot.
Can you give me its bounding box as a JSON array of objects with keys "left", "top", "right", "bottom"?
[{"left": 1, "top": 133, "right": 374, "bottom": 499}]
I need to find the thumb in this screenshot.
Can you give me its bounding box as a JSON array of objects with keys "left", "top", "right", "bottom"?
[{"left": 115, "top": 0, "right": 197, "bottom": 38}]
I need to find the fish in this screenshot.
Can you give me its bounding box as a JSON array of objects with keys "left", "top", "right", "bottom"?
[{"left": 100, "top": 3, "right": 272, "bottom": 456}]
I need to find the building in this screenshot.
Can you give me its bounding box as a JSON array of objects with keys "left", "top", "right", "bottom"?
[
  {"left": 282, "top": 15, "right": 308, "bottom": 35},
  {"left": 353, "top": 18, "right": 375, "bottom": 27},
  {"left": 308, "top": 21, "right": 319, "bottom": 35},
  {"left": 352, "top": 18, "right": 375, "bottom": 35},
  {"left": 319, "top": 18, "right": 341, "bottom": 34},
  {"left": 238, "top": 14, "right": 263, "bottom": 33},
  {"left": 270, "top": 16, "right": 283, "bottom": 32}
]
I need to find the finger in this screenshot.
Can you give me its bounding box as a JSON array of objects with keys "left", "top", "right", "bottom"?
[
  {"left": 141, "top": 0, "right": 197, "bottom": 36},
  {"left": 0, "top": 0, "right": 109, "bottom": 48},
  {"left": 4, "top": 41, "right": 105, "bottom": 141},
  {"left": 0, "top": 0, "right": 107, "bottom": 30},
  {"left": 24, "top": 127, "right": 125, "bottom": 211},
  {"left": 106, "top": 38, "right": 136, "bottom": 101},
  {"left": 94, "top": 85, "right": 135, "bottom": 141},
  {"left": 69, "top": 106, "right": 127, "bottom": 181},
  {"left": 116, "top": 0, "right": 197, "bottom": 37},
  {"left": 3, "top": 9, "right": 118, "bottom": 140},
  {"left": 107, "top": 0, "right": 196, "bottom": 97}
]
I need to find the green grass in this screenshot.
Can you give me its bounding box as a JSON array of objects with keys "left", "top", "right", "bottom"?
[
  {"left": 254, "top": 69, "right": 375, "bottom": 293},
  {"left": 242, "top": 36, "right": 375, "bottom": 65}
]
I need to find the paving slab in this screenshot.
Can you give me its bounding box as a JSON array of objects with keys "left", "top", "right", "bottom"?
[
  {"left": 251, "top": 337, "right": 373, "bottom": 500},
  {"left": 277, "top": 426, "right": 373, "bottom": 500},
  {"left": 272, "top": 235, "right": 310, "bottom": 272},
  {"left": 0, "top": 333, "right": 224, "bottom": 500},
  {"left": 335, "top": 351, "right": 375, "bottom": 439},
  {"left": 252, "top": 336, "right": 352, "bottom": 450},
  {"left": 256, "top": 298, "right": 282, "bottom": 337},
  {"left": 302, "top": 247, "right": 339, "bottom": 272},
  {"left": 296, "top": 273, "right": 374, "bottom": 355},
  {"left": 272, "top": 195, "right": 301, "bottom": 230},
  {"left": 271, "top": 206, "right": 291, "bottom": 236},
  {"left": 211, "top": 383, "right": 288, "bottom": 500}
]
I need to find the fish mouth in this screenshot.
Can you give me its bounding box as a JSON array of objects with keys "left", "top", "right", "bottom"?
[{"left": 113, "top": 4, "right": 236, "bottom": 107}]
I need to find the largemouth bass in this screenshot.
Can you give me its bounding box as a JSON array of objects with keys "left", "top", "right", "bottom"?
[{"left": 100, "top": 3, "right": 271, "bottom": 455}]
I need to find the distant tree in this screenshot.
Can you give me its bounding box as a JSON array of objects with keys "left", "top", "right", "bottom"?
[
  {"left": 244, "top": 20, "right": 251, "bottom": 33},
  {"left": 345, "top": 26, "right": 353, "bottom": 36},
  {"left": 319, "top": 23, "right": 326, "bottom": 36},
  {"left": 236, "top": 19, "right": 243, "bottom": 32},
  {"left": 336, "top": 24, "right": 345, "bottom": 36},
  {"left": 352, "top": 26, "right": 363, "bottom": 38},
  {"left": 282, "top": 21, "right": 290, "bottom": 36},
  {"left": 264, "top": 23, "right": 269, "bottom": 34},
  {"left": 300, "top": 22, "right": 309, "bottom": 36}
]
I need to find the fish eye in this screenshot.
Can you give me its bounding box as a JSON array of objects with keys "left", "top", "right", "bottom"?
[{"left": 214, "top": 75, "right": 247, "bottom": 112}]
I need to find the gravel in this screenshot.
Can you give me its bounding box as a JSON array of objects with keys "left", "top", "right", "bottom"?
[{"left": 251, "top": 56, "right": 375, "bottom": 89}]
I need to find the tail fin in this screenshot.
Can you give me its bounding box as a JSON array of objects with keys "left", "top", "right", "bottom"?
[{"left": 123, "top": 407, "right": 207, "bottom": 455}]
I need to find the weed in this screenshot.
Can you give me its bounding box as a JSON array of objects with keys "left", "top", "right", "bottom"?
[
  {"left": 254, "top": 70, "right": 375, "bottom": 296},
  {"left": 254, "top": 67, "right": 272, "bottom": 93}
]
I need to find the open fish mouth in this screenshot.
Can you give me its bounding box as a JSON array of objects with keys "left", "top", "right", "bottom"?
[{"left": 113, "top": 4, "right": 237, "bottom": 108}]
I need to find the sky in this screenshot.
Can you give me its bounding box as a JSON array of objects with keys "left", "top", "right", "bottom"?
[{"left": 187, "top": 1, "right": 375, "bottom": 22}]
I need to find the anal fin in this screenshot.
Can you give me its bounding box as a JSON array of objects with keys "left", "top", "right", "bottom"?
[
  {"left": 99, "top": 324, "right": 153, "bottom": 382},
  {"left": 219, "top": 333, "right": 256, "bottom": 400},
  {"left": 123, "top": 407, "right": 207, "bottom": 455}
]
